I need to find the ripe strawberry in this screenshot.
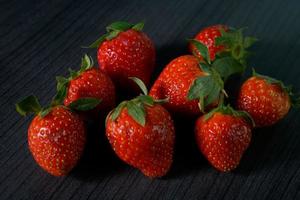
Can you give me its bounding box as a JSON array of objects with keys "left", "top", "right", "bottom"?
[
  {"left": 150, "top": 55, "right": 204, "bottom": 116},
  {"left": 195, "top": 105, "right": 253, "bottom": 172},
  {"left": 106, "top": 78, "right": 175, "bottom": 178},
  {"left": 149, "top": 53, "right": 237, "bottom": 116},
  {"left": 16, "top": 96, "right": 87, "bottom": 176},
  {"left": 89, "top": 21, "right": 155, "bottom": 92},
  {"left": 189, "top": 25, "right": 256, "bottom": 66},
  {"left": 189, "top": 25, "right": 228, "bottom": 61},
  {"left": 57, "top": 54, "right": 115, "bottom": 119},
  {"left": 237, "top": 70, "right": 299, "bottom": 127}
]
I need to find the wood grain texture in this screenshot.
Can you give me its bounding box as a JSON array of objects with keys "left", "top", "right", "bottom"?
[{"left": 1, "top": 0, "right": 300, "bottom": 199}]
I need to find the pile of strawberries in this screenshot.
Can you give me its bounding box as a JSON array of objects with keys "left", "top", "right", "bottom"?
[{"left": 16, "top": 21, "right": 299, "bottom": 177}]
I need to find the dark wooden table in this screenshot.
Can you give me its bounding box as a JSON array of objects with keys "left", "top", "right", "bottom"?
[{"left": 1, "top": 0, "right": 300, "bottom": 199}]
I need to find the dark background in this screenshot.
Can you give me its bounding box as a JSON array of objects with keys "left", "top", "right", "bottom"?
[{"left": 1, "top": 0, "right": 300, "bottom": 199}]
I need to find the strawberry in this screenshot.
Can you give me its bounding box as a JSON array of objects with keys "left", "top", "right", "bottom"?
[
  {"left": 89, "top": 21, "right": 155, "bottom": 92},
  {"left": 149, "top": 41, "right": 244, "bottom": 116},
  {"left": 237, "top": 70, "right": 299, "bottom": 127},
  {"left": 195, "top": 105, "right": 253, "bottom": 172},
  {"left": 189, "top": 25, "right": 256, "bottom": 66},
  {"left": 56, "top": 54, "right": 115, "bottom": 119},
  {"left": 189, "top": 25, "right": 228, "bottom": 61},
  {"left": 106, "top": 78, "right": 175, "bottom": 178},
  {"left": 150, "top": 55, "right": 205, "bottom": 116},
  {"left": 16, "top": 96, "right": 91, "bottom": 176}
]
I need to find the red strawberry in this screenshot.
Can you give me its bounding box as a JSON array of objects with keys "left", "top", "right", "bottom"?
[
  {"left": 189, "top": 25, "right": 256, "bottom": 66},
  {"left": 106, "top": 78, "right": 175, "bottom": 178},
  {"left": 150, "top": 54, "right": 229, "bottom": 116},
  {"left": 16, "top": 96, "right": 86, "bottom": 176},
  {"left": 189, "top": 25, "right": 228, "bottom": 61},
  {"left": 195, "top": 105, "right": 253, "bottom": 172},
  {"left": 57, "top": 54, "right": 115, "bottom": 119},
  {"left": 89, "top": 21, "right": 155, "bottom": 92},
  {"left": 237, "top": 70, "right": 299, "bottom": 127}
]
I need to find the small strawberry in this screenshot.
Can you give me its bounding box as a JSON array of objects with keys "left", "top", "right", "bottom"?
[
  {"left": 189, "top": 25, "right": 257, "bottom": 66},
  {"left": 106, "top": 78, "right": 175, "bottom": 178},
  {"left": 195, "top": 105, "right": 253, "bottom": 172},
  {"left": 150, "top": 41, "right": 244, "bottom": 116},
  {"left": 189, "top": 25, "right": 228, "bottom": 61},
  {"left": 56, "top": 54, "right": 115, "bottom": 119},
  {"left": 89, "top": 21, "right": 155, "bottom": 92},
  {"left": 237, "top": 70, "right": 299, "bottom": 127},
  {"left": 15, "top": 95, "right": 95, "bottom": 176}
]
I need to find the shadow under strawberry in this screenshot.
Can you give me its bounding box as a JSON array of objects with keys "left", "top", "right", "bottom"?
[
  {"left": 70, "top": 120, "right": 127, "bottom": 181},
  {"left": 165, "top": 115, "right": 207, "bottom": 179}
]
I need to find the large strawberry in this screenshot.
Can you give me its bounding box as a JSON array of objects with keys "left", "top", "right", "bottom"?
[
  {"left": 56, "top": 54, "right": 115, "bottom": 119},
  {"left": 89, "top": 21, "right": 155, "bottom": 92},
  {"left": 189, "top": 25, "right": 257, "bottom": 66},
  {"left": 195, "top": 105, "right": 253, "bottom": 172},
  {"left": 150, "top": 41, "right": 244, "bottom": 116},
  {"left": 106, "top": 78, "right": 175, "bottom": 178},
  {"left": 237, "top": 70, "right": 299, "bottom": 127},
  {"left": 16, "top": 84, "right": 100, "bottom": 176}
]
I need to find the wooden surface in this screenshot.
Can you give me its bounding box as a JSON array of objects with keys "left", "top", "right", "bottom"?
[{"left": 1, "top": 0, "right": 300, "bottom": 199}]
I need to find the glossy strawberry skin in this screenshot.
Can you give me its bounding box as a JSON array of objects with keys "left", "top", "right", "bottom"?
[
  {"left": 237, "top": 76, "right": 291, "bottom": 127},
  {"left": 106, "top": 105, "right": 175, "bottom": 178},
  {"left": 98, "top": 29, "right": 155, "bottom": 91},
  {"left": 189, "top": 25, "right": 228, "bottom": 61},
  {"left": 195, "top": 113, "right": 252, "bottom": 172},
  {"left": 64, "top": 68, "right": 116, "bottom": 117},
  {"left": 149, "top": 55, "right": 205, "bottom": 116},
  {"left": 28, "top": 106, "right": 86, "bottom": 176}
]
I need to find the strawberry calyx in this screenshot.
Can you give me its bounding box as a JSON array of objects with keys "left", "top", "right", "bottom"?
[
  {"left": 188, "top": 63, "right": 227, "bottom": 112},
  {"left": 252, "top": 69, "right": 300, "bottom": 108},
  {"left": 88, "top": 21, "right": 144, "bottom": 48},
  {"left": 16, "top": 55, "right": 101, "bottom": 118},
  {"left": 215, "top": 27, "right": 257, "bottom": 67},
  {"left": 55, "top": 54, "right": 94, "bottom": 104},
  {"left": 204, "top": 104, "right": 255, "bottom": 127},
  {"left": 54, "top": 54, "right": 102, "bottom": 109},
  {"left": 107, "top": 77, "right": 167, "bottom": 126}
]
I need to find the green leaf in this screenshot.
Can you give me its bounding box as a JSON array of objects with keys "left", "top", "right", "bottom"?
[
  {"left": 79, "top": 54, "right": 93, "bottom": 72},
  {"left": 244, "top": 37, "right": 258, "bottom": 48},
  {"left": 16, "top": 95, "right": 42, "bottom": 116},
  {"left": 88, "top": 33, "right": 109, "bottom": 48},
  {"left": 40, "top": 106, "right": 52, "bottom": 118},
  {"left": 68, "top": 97, "right": 101, "bottom": 111},
  {"left": 106, "top": 21, "right": 133, "bottom": 32},
  {"left": 153, "top": 98, "right": 169, "bottom": 104},
  {"left": 56, "top": 76, "right": 69, "bottom": 91},
  {"left": 188, "top": 76, "right": 213, "bottom": 100},
  {"left": 127, "top": 101, "right": 146, "bottom": 126},
  {"left": 52, "top": 85, "right": 67, "bottom": 106},
  {"left": 189, "top": 39, "right": 211, "bottom": 64},
  {"left": 106, "top": 30, "right": 121, "bottom": 40},
  {"left": 138, "top": 95, "right": 154, "bottom": 106},
  {"left": 69, "top": 68, "right": 78, "bottom": 79},
  {"left": 129, "top": 77, "right": 148, "bottom": 95},
  {"left": 132, "top": 22, "right": 144, "bottom": 31},
  {"left": 110, "top": 101, "right": 126, "bottom": 121},
  {"left": 212, "top": 56, "right": 246, "bottom": 80},
  {"left": 204, "top": 82, "right": 221, "bottom": 108}
]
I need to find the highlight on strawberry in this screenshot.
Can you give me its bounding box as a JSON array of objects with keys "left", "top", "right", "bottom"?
[
  {"left": 237, "top": 69, "right": 300, "bottom": 127},
  {"left": 16, "top": 84, "right": 101, "bottom": 176},
  {"left": 195, "top": 104, "right": 254, "bottom": 172},
  {"left": 106, "top": 77, "right": 175, "bottom": 178},
  {"left": 89, "top": 21, "right": 156, "bottom": 93},
  {"left": 56, "top": 54, "right": 115, "bottom": 119}
]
